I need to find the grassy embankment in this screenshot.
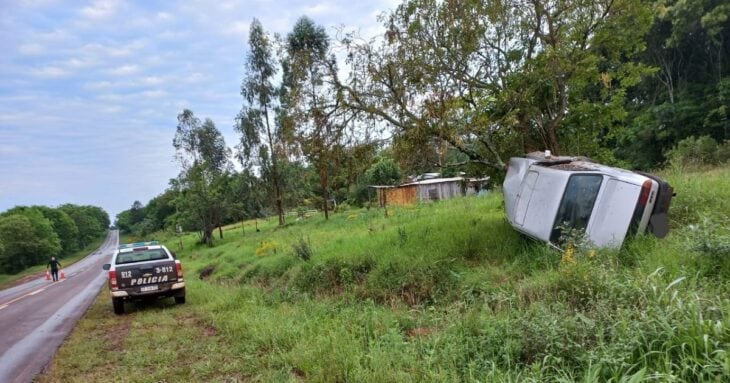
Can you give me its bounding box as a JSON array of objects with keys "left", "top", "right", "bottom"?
[
  {"left": 0, "top": 235, "right": 108, "bottom": 289},
  {"left": 40, "top": 166, "right": 730, "bottom": 382}
]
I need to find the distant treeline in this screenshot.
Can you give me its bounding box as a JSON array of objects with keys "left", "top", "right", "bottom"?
[{"left": 0, "top": 205, "right": 110, "bottom": 274}]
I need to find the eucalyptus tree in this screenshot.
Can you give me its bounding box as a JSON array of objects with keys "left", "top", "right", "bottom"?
[
  {"left": 172, "top": 110, "right": 231, "bottom": 246},
  {"left": 285, "top": 16, "right": 352, "bottom": 219},
  {"left": 237, "top": 18, "right": 286, "bottom": 226},
  {"left": 338, "top": 0, "right": 653, "bottom": 171}
]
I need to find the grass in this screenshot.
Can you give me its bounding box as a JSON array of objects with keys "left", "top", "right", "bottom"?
[
  {"left": 0, "top": 235, "right": 108, "bottom": 289},
  {"left": 39, "top": 166, "right": 730, "bottom": 382}
]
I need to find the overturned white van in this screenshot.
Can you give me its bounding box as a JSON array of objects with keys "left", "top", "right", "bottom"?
[{"left": 503, "top": 152, "right": 673, "bottom": 249}]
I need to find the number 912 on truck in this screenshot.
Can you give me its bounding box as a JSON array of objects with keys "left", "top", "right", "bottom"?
[{"left": 102, "top": 241, "right": 185, "bottom": 315}]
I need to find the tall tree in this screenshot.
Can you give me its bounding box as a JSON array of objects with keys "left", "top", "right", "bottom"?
[
  {"left": 172, "top": 110, "right": 231, "bottom": 246},
  {"left": 285, "top": 16, "right": 352, "bottom": 219},
  {"left": 237, "top": 19, "right": 286, "bottom": 226}
]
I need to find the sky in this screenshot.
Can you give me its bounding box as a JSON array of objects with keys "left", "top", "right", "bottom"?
[{"left": 0, "top": 0, "right": 399, "bottom": 221}]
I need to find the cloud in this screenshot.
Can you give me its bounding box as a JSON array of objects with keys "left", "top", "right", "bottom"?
[
  {"left": 18, "top": 43, "right": 45, "bottom": 55},
  {"left": 107, "top": 64, "right": 139, "bottom": 76},
  {"left": 79, "top": 0, "right": 122, "bottom": 21},
  {"left": 29, "top": 65, "right": 70, "bottom": 78}
]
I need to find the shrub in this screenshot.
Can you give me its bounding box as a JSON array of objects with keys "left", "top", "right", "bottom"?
[
  {"left": 666, "top": 135, "right": 728, "bottom": 168},
  {"left": 292, "top": 237, "right": 313, "bottom": 261},
  {"left": 255, "top": 240, "right": 278, "bottom": 256}
]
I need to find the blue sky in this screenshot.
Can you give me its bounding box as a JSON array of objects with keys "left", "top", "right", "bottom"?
[{"left": 0, "top": 0, "right": 397, "bottom": 221}]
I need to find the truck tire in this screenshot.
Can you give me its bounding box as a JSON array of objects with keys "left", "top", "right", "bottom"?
[
  {"left": 174, "top": 295, "right": 186, "bottom": 304},
  {"left": 112, "top": 298, "right": 124, "bottom": 315}
]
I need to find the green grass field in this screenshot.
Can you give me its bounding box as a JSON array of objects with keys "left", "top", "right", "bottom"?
[{"left": 39, "top": 166, "right": 730, "bottom": 382}]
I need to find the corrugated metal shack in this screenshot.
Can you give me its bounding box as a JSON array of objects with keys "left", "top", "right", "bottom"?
[{"left": 370, "top": 177, "right": 490, "bottom": 207}]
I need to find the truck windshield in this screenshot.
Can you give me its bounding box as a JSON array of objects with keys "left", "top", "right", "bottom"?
[
  {"left": 116, "top": 248, "right": 168, "bottom": 265},
  {"left": 550, "top": 174, "right": 603, "bottom": 244}
]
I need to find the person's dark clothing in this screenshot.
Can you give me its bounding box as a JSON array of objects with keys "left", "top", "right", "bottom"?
[
  {"left": 48, "top": 259, "right": 61, "bottom": 270},
  {"left": 48, "top": 259, "right": 62, "bottom": 282}
]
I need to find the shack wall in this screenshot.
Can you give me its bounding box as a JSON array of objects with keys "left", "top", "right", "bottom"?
[{"left": 384, "top": 185, "right": 417, "bottom": 205}]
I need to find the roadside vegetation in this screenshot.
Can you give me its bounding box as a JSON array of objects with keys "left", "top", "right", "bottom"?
[
  {"left": 0, "top": 235, "right": 108, "bottom": 289},
  {"left": 39, "top": 165, "right": 730, "bottom": 382},
  {"left": 0, "top": 204, "right": 110, "bottom": 277}
]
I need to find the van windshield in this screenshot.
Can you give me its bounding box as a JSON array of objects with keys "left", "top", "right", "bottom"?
[
  {"left": 116, "top": 248, "right": 168, "bottom": 265},
  {"left": 550, "top": 174, "right": 603, "bottom": 244}
]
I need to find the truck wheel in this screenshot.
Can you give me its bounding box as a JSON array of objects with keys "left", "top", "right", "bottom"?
[
  {"left": 175, "top": 295, "right": 186, "bottom": 304},
  {"left": 112, "top": 298, "right": 124, "bottom": 315}
]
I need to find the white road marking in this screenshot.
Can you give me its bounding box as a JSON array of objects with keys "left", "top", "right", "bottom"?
[{"left": 0, "top": 287, "right": 47, "bottom": 308}]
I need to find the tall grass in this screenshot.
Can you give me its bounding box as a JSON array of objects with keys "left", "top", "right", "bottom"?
[{"left": 40, "top": 166, "right": 730, "bottom": 382}]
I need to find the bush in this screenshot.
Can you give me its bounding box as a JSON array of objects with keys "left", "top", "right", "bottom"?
[{"left": 666, "top": 136, "right": 730, "bottom": 168}]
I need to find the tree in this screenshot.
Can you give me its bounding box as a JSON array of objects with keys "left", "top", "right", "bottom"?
[
  {"left": 237, "top": 19, "right": 287, "bottom": 226},
  {"left": 172, "top": 110, "right": 231, "bottom": 246},
  {"left": 338, "top": 0, "right": 653, "bottom": 173},
  {"left": 59, "top": 204, "right": 106, "bottom": 248},
  {"left": 35, "top": 206, "right": 79, "bottom": 255},
  {"left": 618, "top": 0, "right": 730, "bottom": 168},
  {"left": 0, "top": 212, "right": 61, "bottom": 273},
  {"left": 285, "top": 16, "right": 353, "bottom": 219}
]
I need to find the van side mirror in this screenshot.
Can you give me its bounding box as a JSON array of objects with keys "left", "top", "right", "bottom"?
[
  {"left": 102, "top": 264, "right": 111, "bottom": 271},
  {"left": 171, "top": 251, "right": 177, "bottom": 259}
]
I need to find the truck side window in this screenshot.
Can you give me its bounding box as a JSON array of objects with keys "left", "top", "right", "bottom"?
[{"left": 550, "top": 174, "right": 603, "bottom": 244}]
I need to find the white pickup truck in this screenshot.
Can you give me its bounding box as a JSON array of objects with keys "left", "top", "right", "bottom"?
[
  {"left": 503, "top": 152, "right": 673, "bottom": 249},
  {"left": 102, "top": 241, "right": 185, "bottom": 314}
]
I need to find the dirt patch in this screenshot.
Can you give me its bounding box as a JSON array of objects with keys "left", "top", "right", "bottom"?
[
  {"left": 204, "top": 325, "right": 217, "bottom": 337},
  {"left": 407, "top": 327, "right": 435, "bottom": 338},
  {"left": 199, "top": 265, "right": 216, "bottom": 280},
  {"left": 104, "top": 317, "right": 132, "bottom": 352},
  {"left": 291, "top": 367, "right": 306, "bottom": 382}
]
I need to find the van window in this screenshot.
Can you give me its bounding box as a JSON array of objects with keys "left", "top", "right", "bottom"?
[{"left": 550, "top": 174, "right": 603, "bottom": 244}]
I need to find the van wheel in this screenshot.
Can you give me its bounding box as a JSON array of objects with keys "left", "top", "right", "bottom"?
[
  {"left": 112, "top": 298, "right": 124, "bottom": 315},
  {"left": 175, "top": 295, "right": 186, "bottom": 304}
]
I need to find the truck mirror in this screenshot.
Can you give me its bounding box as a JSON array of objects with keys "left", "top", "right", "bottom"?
[
  {"left": 102, "top": 264, "right": 111, "bottom": 271},
  {"left": 171, "top": 251, "right": 177, "bottom": 259}
]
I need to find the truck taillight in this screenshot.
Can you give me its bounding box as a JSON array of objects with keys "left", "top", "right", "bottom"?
[
  {"left": 109, "top": 270, "right": 118, "bottom": 290},
  {"left": 638, "top": 179, "right": 653, "bottom": 207},
  {"left": 176, "top": 260, "right": 183, "bottom": 279}
]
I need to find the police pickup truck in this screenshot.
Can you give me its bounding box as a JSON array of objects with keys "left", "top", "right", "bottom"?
[{"left": 102, "top": 241, "right": 185, "bottom": 315}]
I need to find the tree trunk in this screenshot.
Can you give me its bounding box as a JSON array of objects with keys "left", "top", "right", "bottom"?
[
  {"left": 320, "top": 162, "right": 329, "bottom": 220},
  {"left": 218, "top": 225, "right": 223, "bottom": 239},
  {"left": 264, "top": 105, "right": 285, "bottom": 227}
]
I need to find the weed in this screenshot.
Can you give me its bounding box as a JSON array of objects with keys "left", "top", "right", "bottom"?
[{"left": 292, "top": 236, "right": 313, "bottom": 261}]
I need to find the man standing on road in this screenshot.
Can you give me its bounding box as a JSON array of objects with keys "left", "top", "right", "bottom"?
[{"left": 47, "top": 256, "right": 62, "bottom": 282}]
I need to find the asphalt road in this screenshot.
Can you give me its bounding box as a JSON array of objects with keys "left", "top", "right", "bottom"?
[{"left": 0, "top": 230, "right": 118, "bottom": 383}]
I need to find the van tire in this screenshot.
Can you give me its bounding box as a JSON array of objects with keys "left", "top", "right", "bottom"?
[{"left": 175, "top": 296, "right": 186, "bottom": 304}]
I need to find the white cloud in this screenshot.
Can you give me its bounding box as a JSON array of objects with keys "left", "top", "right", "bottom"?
[
  {"left": 141, "top": 76, "right": 164, "bottom": 85},
  {"left": 156, "top": 12, "right": 173, "bottom": 22},
  {"left": 140, "top": 89, "right": 167, "bottom": 99},
  {"left": 79, "top": 0, "right": 122, "bottom": 21},
  {"left": 18, "top": 43, "right": 44, "bottom": 55},
  {"left": 303, "top": 2, "right": 341, "bottom": 17},
  {"left": 108, "top": 64, "right": 139, "bottom": 76},
  {"left": 29, "top": 65, "right": 70, "bottom": 78},
  {"left": 224, "top": 20, "right": 249, "bottom": 38}
]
